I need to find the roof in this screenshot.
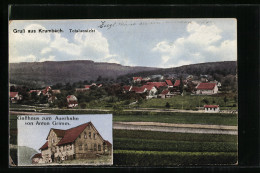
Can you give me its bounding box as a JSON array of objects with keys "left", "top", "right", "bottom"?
[
  {"left": 39, "top": 141, "right": 48, "bottom": 150},
  {"left": 146, "top": 82, "right": 167, "bottom": 88},
  {"left": 133, "top": 77, "right": 142, "bottom": 81},
  {"left": 160, "top": 89, "right": 170, "bottom": 95},
  {"left": 197, "top": 83, "right": 216, "bottom": 90},
  {"left": 50, "top": 129, "right": 66, "bottom": 139},
  {"left": 130, "top": 86, "right": 146, "bottom": 93},
  {"left": 85, "top": 85, "right": 91, "bottom": 89},
  {"left": 32, "top": 153, "right": 42, "bottom": 159},
  {"left": 173, "top": 80, "right": 180, "bottom": 87},
  {"left": 123, "top": 85, "right": 131, "bottom": 91},
  {"left": 204, "top": 105, "right": 219, "bottom": 108},
  {"left": 104, "top": 140, "right": 112, "bottom": 146},
  {"left": 10, "top": 92, "right": 18, "bottom": 98},
  {"left": 143, "top": 85, "right": 155, "bottom": 91},
  {"left": 56, "top": 122, "right": 91, "bottom": 146},
  {"left": 52, "top": 89, "right": 61, "bottom": 94},
  {"left": 165, "top": 80, "right": 173, "bottom": 86}
]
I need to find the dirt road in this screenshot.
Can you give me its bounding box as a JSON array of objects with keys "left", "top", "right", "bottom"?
[{"left": 113, "top": 121, "right": 238, "bottom": 135}]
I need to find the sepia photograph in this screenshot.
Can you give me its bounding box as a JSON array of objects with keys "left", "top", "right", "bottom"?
[{"left": 9, "top": 19, "right": 237, "bottom": 166}]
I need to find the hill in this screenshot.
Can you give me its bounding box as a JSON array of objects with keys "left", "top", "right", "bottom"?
[
  {"left": 119, "top": 61, "right": 237, "bottom": 79},
  {"left": 9, "top": 60, "right": 159, "bottom": 87}
]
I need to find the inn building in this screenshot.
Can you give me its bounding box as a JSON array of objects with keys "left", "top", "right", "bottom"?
[{"left": 33, "top": 122, "right": 112, "bottom": 164}]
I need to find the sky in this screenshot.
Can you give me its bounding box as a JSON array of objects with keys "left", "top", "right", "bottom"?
[
  {"left": 17, "top": 114, "right": 113, "bottom": 152},
  {"left": 9, "top": 19, "right": 237, "bottom": 68}
]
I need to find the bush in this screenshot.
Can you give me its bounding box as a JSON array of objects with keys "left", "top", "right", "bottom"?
[
  {"left": 80, "top": 103, "right": 87, "bottom": 109},
  {"left": 165, "top": 102, "right": 170, "bottom": 108}
]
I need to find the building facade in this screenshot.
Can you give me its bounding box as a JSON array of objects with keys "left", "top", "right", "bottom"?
[{"left": 36, "top": 122, "right": 112, "bottom": 164}]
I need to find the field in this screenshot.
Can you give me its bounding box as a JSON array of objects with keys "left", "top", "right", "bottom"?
[
  {"left": 113, "top": 130, "right": 237, "bottom": 166},
  {"left": 137, "top": 94, "right": 237, "bottom": 110}
]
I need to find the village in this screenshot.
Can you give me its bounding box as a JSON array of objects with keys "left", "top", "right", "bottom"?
[{"left": 9, "top": 73, "right": 237, "bottom": 113}]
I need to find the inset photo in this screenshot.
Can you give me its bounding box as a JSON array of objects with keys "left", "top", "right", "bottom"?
[{"left": 17, "top": 114, "right": 112, "bottom": 166}]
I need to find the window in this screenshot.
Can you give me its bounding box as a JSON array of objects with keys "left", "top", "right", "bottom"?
[
  {"left": 88, "top": 125, "right": 90, "bottom": 130},
  {"left": 98, "top": 144, "right": 101, "bottom": 151},
  {"left": 79, "top": 144, "right": 82, "bottom": 150},
  {"left": 63, "top": 146, "right": 65, "bottom": 152},
  {"left": 89, "top": 132, "right": 91, "bottom": 138},
  {"left": 84, "top": 132, "right": 87, "bottom": 139},
  {"left": 94, "top": 144, "right": 97, "bottom": 151},
  {"left": 79, "top": 134, "right": 81, "bottom": 138},
  {"left": 84, "top": 144, "right": 88, "bottom": 150},
  {"left": 94, "top": 133, "right": 96, "bottom": 140}
]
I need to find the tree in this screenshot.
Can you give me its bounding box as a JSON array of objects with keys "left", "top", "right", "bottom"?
[
  {"left": 224, "top": 96, "right": 228, "bottom": 106},
  {"left": 80, "top": 103, "right": 87, "bottom": 109},
  {"left": 165, "top": 102, "right": 170, "bottom": 109},
  {"left": 202, "top": 98, "right": 209, "bottom": 105}
]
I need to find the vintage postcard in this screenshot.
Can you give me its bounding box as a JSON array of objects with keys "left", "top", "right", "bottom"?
[{"left": 9, "top": 19, "right": 237, "bottom": 166}]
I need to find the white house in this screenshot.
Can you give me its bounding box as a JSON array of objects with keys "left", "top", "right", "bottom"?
[
  {"left": 67, "top": 95, "right": 78, "bottom": 108},
  {"left": 196, "top": 83, "right": 218, "bottom": 95},
  {"left": 9, "top": 92, "right": 22, "bottom": 103},
  {"left": 143, "top": 85, "right": 158, "bottom": 99},
  {"left": 204, "top": 105, "right": 220, "bottom": 113}
]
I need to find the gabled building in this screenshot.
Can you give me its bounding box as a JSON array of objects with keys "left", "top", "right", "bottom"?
[
  {"left": 143, "top": 85, "right": 157, "bottom": 99},
  {"left": 196, "top": 83, "right": 218, "bottom": 95},
  {"left": 133, "top": 77, "right": 143, "bottom": 83},
  {"left": 38, "top": 122, "right": 112, "bottom": 163},
  {"left": 146, "top": 82, "right": 167, "bottom": 89},
  {"left": 9, "top": 92, "right": 22, "bottom": 103},
  {"left": 130, "top": 86, "right": 147, "bottom": 94},
  {"left": 204, "top": 105, "right": 220, "bottom": 113},
  {"left": 165, "top": 80, "right": 173, "bottom": 88},
  {"left": 158, "top": 89, "right": 174, "bottom": 99},
  {"left": 67, "top": 95, "right": 78, "bottom": 108}
]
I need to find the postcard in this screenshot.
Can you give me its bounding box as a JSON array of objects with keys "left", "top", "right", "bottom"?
[{"left": 9, "top": 19, "right": 237, "bottom": 167}]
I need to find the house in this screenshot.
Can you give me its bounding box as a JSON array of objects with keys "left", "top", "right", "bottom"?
[
  {"left": 143, "top": 85, "right": 157, "bottom": 99},
  {"left": 37, "top": 122, "right": 112, "bottom": 163},
  {"left": 41, "top": 86, "right": 52, "bottom": 97},
  {"left": 173, "top": 80, "right": 180, "bottom": 87},
  {"left": 196, "top": 83, "right": 218, "bottom": 95},
  {"left": 67, "top": 95, "right": 78, "bottom": 108},
  {"left": 85, "top": 85, "right": 91, "bottom": 89},
  {"left": 123, "top": 85, "right": 132, "bottom": 93},
  {"left": 31, "top": 153, "right": 43, "bottom": 164},
  {"left": 29, "top": 90, "right": 42, "bottom": 96},
  {"left": 165, "top": 80, "right": 173, "bottom": 87},
  {"left": 9, "top": 92, "right": 22, "bottom": 103},
  {"left": 158, "top": 89, "right": 174, "bottom": 99},
  {"left": 204, "top": 105, "right": 220, "bottom": 113},
  {"left": 133, "top": 77, "right": 143, "bottom": 83},
  {"left": 130, "top": 86, "right": 147, "bottom": 94},
  {"left": 146, "top": 82, "right": 167, "bottom": 89}
]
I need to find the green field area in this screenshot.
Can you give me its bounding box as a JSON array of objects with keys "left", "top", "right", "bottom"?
[
  {"left": 113, "top": 113, "right": 237, "bottom": 126},
  {"left": 137, "top": 94, "right": 237, "bottom": 110},
  {"left": 113, "top": 129, "right": 237, "bottom": 166}
]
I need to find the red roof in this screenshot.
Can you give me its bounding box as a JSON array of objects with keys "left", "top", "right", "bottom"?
[
  {"left": 161, "top": 89, "right": 170, "bottom": 95},
  {"left": 123, "top": 85, "right": 131, "bottom": 91},
  {"left": 165, "top": 80, "right": 173, "bottom": 86},
  {"left": 130, "top": 86, "right": 146, "bottom": 93},
  {"left": 143, "top": 85, "right": 155, "bottom": 91},
  {"left": 197, "top": 83, "right": 216, "bottom": 90},
  {"left": 146, "top": 82, "right": 167, "bottom": 88},
  {"left": 133, "top": 77, "right": 142, "bottom": 81},
  {"left": 204, "top": 105, "right": 219, "bottom": 108},
  {"left": 85, "top": 85, "right": 91, "bottom": 89},
  {"left": 173, "top": 80, "right": 180, "bottom": 87},
  {"left": 40, "top": 141, "right": 48, "bottom": 150},
  {"left": 32, "top": 153, "right": 42, "bottom": 159},
  {"left": 56, "top": 122, "right": 90, "bottom": 146},
  {"left": 10, "top": 92, "right": 18, "bottom": 98}
]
